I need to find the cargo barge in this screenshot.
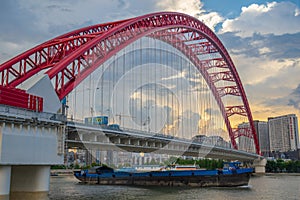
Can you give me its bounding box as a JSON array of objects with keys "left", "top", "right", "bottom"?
[{"left": 74, "top": 162, "right": 253, "bottom": 187}]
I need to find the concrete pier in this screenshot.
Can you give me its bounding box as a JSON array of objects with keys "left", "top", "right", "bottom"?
[
  {"left": 10, "top": 165, "right": 50, "bottom": 199},
  {"left": 253, "top": 158, "right": 267, "bottom": 174},
  {"left": 0, "top": 166, "right": 11, "bottom": 200},
  {"left": 0, "top": 165, "right": 52, "bottom": 200}
]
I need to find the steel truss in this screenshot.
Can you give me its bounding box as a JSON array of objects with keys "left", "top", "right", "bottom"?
[{"left": 0, "top": 12, "right": 260, "bottom": 154}]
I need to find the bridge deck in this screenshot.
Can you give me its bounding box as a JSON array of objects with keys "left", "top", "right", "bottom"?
[{"left": 66, "top": 121, "right": 260, "bottom": 161}]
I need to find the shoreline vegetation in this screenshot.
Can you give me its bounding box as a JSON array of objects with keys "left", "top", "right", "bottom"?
[{"left": 265, "top": 159, "right": 300, "bottom": 173}]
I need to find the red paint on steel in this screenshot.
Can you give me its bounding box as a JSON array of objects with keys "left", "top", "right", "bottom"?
[
  {"left": 0, "top": 86, "right": 43, "bottom": 112},
  {"left": 0, "top": 12, "right": 260, "bottom": 154}
]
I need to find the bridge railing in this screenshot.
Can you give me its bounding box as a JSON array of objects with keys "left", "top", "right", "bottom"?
[
  {"left": 67, "top": 118, "right": 178, "bottom": 138},
  {"left": 0, "top": 104, "right": 66, "bottom": 123},
  {"left": 66, "top": 119, "right": 233, "bottom": 149}
]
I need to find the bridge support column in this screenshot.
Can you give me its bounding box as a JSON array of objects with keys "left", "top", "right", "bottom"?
[
  {"left": 253, "top": 158, "right": 267, "bottom": 174},
  {"left": 0, "top": 166, "right": 11, "bottom": 200},
  {"left": 10, "top": 165, "right": 50, "bottom": 200}
]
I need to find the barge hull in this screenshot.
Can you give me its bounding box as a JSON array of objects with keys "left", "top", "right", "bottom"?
[{"left": 75, "top": 173, "right": 251, "bottom": 187}]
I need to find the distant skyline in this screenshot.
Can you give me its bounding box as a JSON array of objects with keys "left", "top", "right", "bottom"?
[{"left": 0, "top": 0, "right": 299, "bottom": 125}]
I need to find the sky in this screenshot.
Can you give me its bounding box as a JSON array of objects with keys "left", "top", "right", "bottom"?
[{"left": 0, "top": 0, "right": 300, "bottom": 125}]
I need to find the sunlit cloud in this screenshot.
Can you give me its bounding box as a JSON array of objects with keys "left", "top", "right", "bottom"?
[
  {"left": 156, "top": 0, "right": 224, "bottom": 31},
  {"left": 220, "top": 2, "right": 300, "bottom": 37}
]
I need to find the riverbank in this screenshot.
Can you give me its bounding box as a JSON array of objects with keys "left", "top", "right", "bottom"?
[
  {"left": 265, "top": 172, "right": 300, "bottom": 176},
  {"left": 50, "top": 169, "right": 73, "bottom": 176}
]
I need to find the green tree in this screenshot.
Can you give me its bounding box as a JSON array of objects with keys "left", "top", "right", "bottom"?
[
  {"left": 291, "top": 160, "right": 300, "bottom": 173},
  {"left": 285, "top": 161, "right": 294, "bottom": 172},
  {"left": 276, "top": 159, "right": 286, "bottom": 172},
  {"left": 51, "top": 165, "right": 66, "bottom": 169},
  {"left": 265, "top": 159, "right": 300, "bottom": 173},
  {"left": 149, "top": 158, "right": 158, "bottom": 165},
  {"left": 266, "top": 160, "right": 276, "bottom": 172}
]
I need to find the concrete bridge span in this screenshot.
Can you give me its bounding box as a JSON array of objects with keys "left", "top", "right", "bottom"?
[{"left": 0, "top": 106, "right": 64, "bottom": 199}]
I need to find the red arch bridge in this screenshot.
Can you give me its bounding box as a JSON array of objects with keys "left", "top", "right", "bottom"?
[{"left": 0, "top": 12, "right": 263, "bottom": 164}]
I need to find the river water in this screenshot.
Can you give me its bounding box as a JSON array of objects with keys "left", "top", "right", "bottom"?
[{"left": 49, "top": 174, "right": 299, "bottom": 200}]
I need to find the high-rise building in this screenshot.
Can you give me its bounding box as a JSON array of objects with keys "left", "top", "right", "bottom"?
[
  {"left": 268, "top": 114, "right": 299, "bottom": 152},
  {"left": 253, "top": 120, "right": 270, "bottom": 157},
  {"left": 237, "top": 120, "right": 269, "bottom": 155},
  {"left": 192, "top": 135, "right": 231, "bottom": 148},
  {"left": 237, "top": 122, "right": 255, "bottom": 153}
]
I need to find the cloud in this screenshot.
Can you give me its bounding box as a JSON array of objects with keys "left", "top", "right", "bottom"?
[
  {"left": 155, "top": 0, "right": 203, "bottom": 18},
  {"left": 156, "top": 0, "right": 224, "bottom": 31},
  {"left": 263, "top": 33, "right": 300, "bottom": 59},
  {"left": 205, "top": 108, "right": 220, "bottom": 116},
  {"left": 288, "top": 84, "right": 300, "bottom": 111},
  {"left": 17, "top": 0, "right": 136, "bottom": 35},
  {"left": 219, "top": 31, "right": 300, "bottom": 98},
  {"left": 219, "top": 27, "right": 300, "bottom": 121},
  {"left": 218, "top": 18, "right": 300, "bottom": 122},
  {"left": 0, "top": 1, "right": 38, "bottom": 40},
  {"left": 234, "top": 53, "right": 300, "bottom": 96},
  {"left": 0, "top": 0, "right": 158, "bottom": 63},
  {"left": 220, "top": 2, "right": 300, "bottom": 37},
  {"left": 0, "top": 2, "right": 146, "bottom": 58},
  {"left": 241, "top": 57, "right": 300, "bottom": 120},
  {"left": 0, "top": 0, "right": 225, "bottom": 63}
]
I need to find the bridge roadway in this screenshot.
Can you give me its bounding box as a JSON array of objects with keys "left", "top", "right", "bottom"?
[{"left": 66, "top": 121, "right": 261, "bottom": 161}]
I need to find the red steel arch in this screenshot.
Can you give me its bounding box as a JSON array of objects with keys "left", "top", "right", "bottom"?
[{"left": 0, "top": 12, "right": 260, "bottom": 154}]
